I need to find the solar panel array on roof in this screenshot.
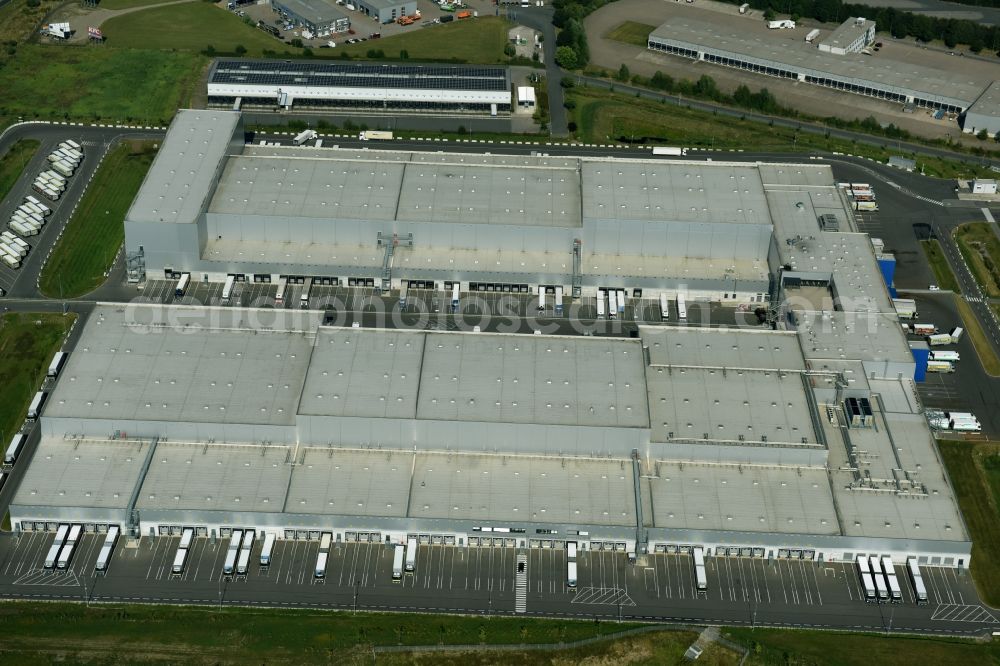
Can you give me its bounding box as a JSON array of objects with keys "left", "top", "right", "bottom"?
[{"left": 210, "top": 60, "right": 509, "bottom": 92}]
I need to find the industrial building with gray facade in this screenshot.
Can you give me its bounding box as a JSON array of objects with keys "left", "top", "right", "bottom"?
[
  {"left": 647, "top": 16, "right": 998, "bottom": 122},
  {"left": 7, "top": 109, "right": 971, "bottom": 569}
]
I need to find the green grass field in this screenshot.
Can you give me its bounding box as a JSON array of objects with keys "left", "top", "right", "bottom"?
[
  {"left": 605, "top": 21, "right": 656, "bottom": 47},
  {"left": 726, "top": 626, "right": 1000, "bottom": 666},
  {"left": 39, "top": 141, "right": 158, "bottom": 298},
  {"left": 0, "top": 603, "right": 647, "bottom": 663},
  {"left": 954, "top": 222, "right": 1000, "bottom": 298},
  {"left": 0, "top": 139, "right": 39, "bottom": 204},
  {"left": 954, "top": 296, "right": 1000, "bottom": 376},
  {"left": 920, "top": 239, "right": 961, "bottom": 293},
  {"left": 0, "top": 313, "right": 75, "bottom": 450},
  {"left": 939, "top": 441, "right": 1000, "bottom": 607},
  {"left": 99, "top": 0, "right": 179, "bottom": 9},
  {"left": 336, "top": 17, "right": 511, "bottom": 63},
  {"left": 102, "top": 2, "right": 284, "bottom": 55},
  {"left": 0, "top": 45, "right": 205, "bottom": 127},
  {"left": 565, "top": 86, "right": 990, "bottom": 179}
]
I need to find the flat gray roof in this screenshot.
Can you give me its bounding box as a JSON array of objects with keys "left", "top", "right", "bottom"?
[
  {"left": 796, "top": 311, "right": 914, "bottom": 365},
  {"left": 137, "top": 443, "right": 292, "bottom": 513},
  {"left": 127, "top": 110, "right": 239, "bottom": 225},
  {"left": 13, "top": 438, "right": 148, "bottom": 509},
  {"left": 645, "top": 461, "right": 838, "bottom": 534},
  {"left": 580, "top": 162, "right": 771, "bottom": 226},
  {"left": 45, "top": 305, "right": 313, "bottom": 426},
  {"left": 209, "top": 153, "right": 583, "bottom": 228},
  {"left": 967, "top": 80, "right": 1000, "bottom": 121},
  {"left": 273, "top": 0, "right": 348, "bottom": 23},
  {"left": 646, "top": 366, "right": 818, "bottom": 446},
  {"left": 641, "top": 326, "right": 805, "bottom": 370},
  {"left": 649, "top": 17, "right": 988, "bottom": 108}
]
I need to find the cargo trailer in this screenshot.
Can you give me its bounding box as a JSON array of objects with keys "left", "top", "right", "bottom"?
[
  {"left": 950, "top": 327, "right": 964, "bottom": 343},
  {"left": 2, "top": 252, "right": 20, "bottom": 269},
  {"left": 52, "top": 162, "right": 74, "bottom": 178},
  {"left": 172, "top": 548, "right": 189, "bottom": 575},
  {"left": 21, "top": 202, "right": 44, "bottom": 217},
  {"left": 861, "top": 572, "right": 877, "bottom": 602},
  {"left": 5, "top": 235, "right": 30, "bottom": 254},
  {"left": 223, "top": 529, "right": 243, "bottom": 575},
  {"left": 567, "top": 561, "right": 577, "bottom": 588},
  {"left": 596, "top": 290, "right": 606, "bottom": 319},
  {"left": 398, "top": 281, "right": 408, "bottom": 308},
  {"left": 95, "top": 526, "right": 120, "bottom": 572},
  {"left": 929, "top": 351, "right": 959, "bottom": 362},
  {"left": 10, "top": 220, "right": 36, "bottom": 237},
  {"left": 892, "top": 298, "right": 916, "bottom": 319},
  {"left": 63, "top": 139, "right": 82, "bottom": 151},
  {"left": 926, "top": 360, "right": 954, "bottom": 373},
  {"left": 555, "top": 286, "right": 564, "bottom": 315},
  {"left": 47, "top": 352, "right": 67, "bottom": 378},
  {"left": 927, "top": 333, "right": 953, "bottom": 346},
  {"left": 907, "top": 558, "right": 928, "bottom": 604},
  {"left": 405, "top": 537, "right": 417, "bottom": 572},
  {"left": 179, "top": 527, "right": 194, "bottom": 550},
  {"left": 451, "top": 283, "right": 460, "bottom": 310},
  {"left": 260, "top": 532, "right": 275, "bottom": 566},
  {"left": 44, "top": 524, "right": 70, "bottom": 569},
  {"left": 237, "top": 530, "right": 255, "bottom": 575},
  {"left": 4, "top": 433, "right": 25, "bottom": 464},
  {"left": 292, "top": 129, "right": 317, "bottom": 145},
  {"left": 315, "top": 551, "right": 328, "bottom": 578},
  {"left": 660, "top": 293, "right": 669, "bottom": 320},
  {"left": 677, "top": 294, "right": 687, "bottom": 320},
  {"left": 651, "top": 146, "right": 685, "bottom": 156},
  {"left": 912, "top": 323, "right": 937, "bottom": 335},
  {"left": 358, "top": 130, "right": 393, "bottom": 141},
  {"left": 392, "top": 544, "right": 405, "bottom": 581},
  {"left": 607, "top": 289, "right": 617, "bottom": 320},
  {"left": 222, "top": 275, "right": 236, "bottom": 303},
  {"left": 27, "top": 391, "right": 45, "bottom": 419},
  {"left": 275, "top": 277, "right": 287, "bottom": 306},
  {"left": 693, "top": 547, "right": 707, "bottom": 592},
  {"left": 174, "top": 273, "right": 190, "bottom": 297},
  {"left": 319, "top": 533, "right": 332, "bottom": 552},
  {"left": 0, "top": 242, "right": 24, "bottom": 260},
  {"left": 882, "top": 557, "right": 902, "bottom": 602},
  {"left": 567, "top": 541, "right": 577, "bottom": 560},
  {"left": 870, "top": 556, "right": 888, "bottom": 600},
  {"left": 57, "top": 524, "right": 82, "bottom": 569}
]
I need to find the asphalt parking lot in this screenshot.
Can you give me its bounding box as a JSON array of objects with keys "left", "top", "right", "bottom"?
[{"left": 0, "top": 531, "right": 994, "bottom": 633}]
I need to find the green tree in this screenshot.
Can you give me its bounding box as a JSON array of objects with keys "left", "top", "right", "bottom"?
[
  {"left": 977, "top": 128, "right": 989, "bottom": 140},
  {"left": 617, "top": 63, "right": 630, "bottom": 81},
  {"left": 234, "top": 44, "right": 247, "bottom": 56},
  {"left": 560, "top": 75, "right": 575, "bottom": 89},
  {"left": 400, "top": 49, "right": 410, "bottom": 59},
  {"left": 504, "top": 43, "right": 516, "bottom": 57},
  {"left": 290, "top": 38, "right": 303, "bottom": 48},
  {"left": 763, "top": 9, "right": 775, "bottom": 21},
  {"left": 555, "top": 46, "right": 578, "bottom": 69}
]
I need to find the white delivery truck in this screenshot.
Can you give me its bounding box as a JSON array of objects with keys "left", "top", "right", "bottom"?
[
  {"left": 405, "top": 537, "right": 417, "bottom": 573},
  {"left": 293, "top": 129, "right": 317, "bottom": 145},
  {"left": 652, "top": 146, "right": 685, "bottom": 156},
  {"left": 260, "top": 532, "right": 276, "bottom": 566},
  {"left": 47, "top": 351, "right": 67, "bottom": 377},
  {"left": 566, "top": 561, "right": 577, "bottom": 588},
  {"left": 392, "top": 544, "right": 405, "bottom": 581},
  {"left": 359, "top": 130, "right": 393, "bottom": 141}
]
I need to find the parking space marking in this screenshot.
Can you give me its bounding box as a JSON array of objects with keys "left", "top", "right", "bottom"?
[{"left": 931, "top": 604, "right": 999, "bottom": 624}]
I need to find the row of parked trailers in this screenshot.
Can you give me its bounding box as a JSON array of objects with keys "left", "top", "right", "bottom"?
[
  {"left": 838, "top": 181, "right": 878, "bottom": 211},
  {"left": 32, "top": 141, "right": 82, "bottom": 203},
  {"left": 856, "top": 555, "right": 928, "bottom": 604},
  {"left": 42, "top": 523, "right": 119, "bottom": 572},
  {"left": 3, "top": 353, "right": 65, "bottom": 466},
  {"left": 392, "top": 538, "right": 419, "bottom": 581}
]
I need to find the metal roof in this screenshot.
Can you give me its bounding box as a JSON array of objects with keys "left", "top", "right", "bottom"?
[
  {"left": 645, "top": 461, "right": 838, "bottom": 534},
  {"left": 45, "top": 305, "right": 313, "bottom": 426},
  {"left": 136, "top": 443, "right": 292, "bottom": 513},
  {"left": 796, "top": 311, "right": 914, "bottom": 365},
  {"left": 285, "top": 448, "right": 412, "bottom": 517},
  {"left": 126, "top": 110, "right": 240, "bottom": 225},
  {"left": 649, "top": 17, "right": 988, "bottom": 108},
  {"left": 646, "top": 366, "right": 818, "bottom": 446},
  {"left": 210, "top": 60, "right": 509, "bottom": 92},
  {"left": 208, "top": 153, "right": 583, "bottom": 228},
  {"left": 641, "top": 326, "right": 805, "bottom": 370},
  {"left": 13, "top": 438, "right": 148, "bottom": 509},
  {"left": 966, "top": 80, "right": 1000, "bottom": 121},
  {"left": 581, "top": 162, "right": 771, "bottom": 226},
  {"left": 272, "top": 0, "right": 349, "bottom": 24}
]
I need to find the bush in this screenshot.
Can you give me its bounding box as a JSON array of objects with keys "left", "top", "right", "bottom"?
[
  {"left": 26, "top": 0, "right": 40, "bottom": 7},
  {"left": 504, "top": 43, "right": 516, "bottom": 57},
  {"left": 290, "top": 38, "right": 303, "bottom": 48},
  {"left": 234, "top": 44, "right": 247, "bottom": 55},
  {"left": 400, "top": 49, "right": 409, "bottom": 59},
  {"left": 555, "top": 46, "right": 578, "bottom": 69},
  {"left": 616, "top": 63, "right": 629, "bottom": 81},
  {"left": 560, "top": 76, "right": 575, "bottom": 89},
  {"left": 564, "top": 99, "right": 576, "bottom": 109}
]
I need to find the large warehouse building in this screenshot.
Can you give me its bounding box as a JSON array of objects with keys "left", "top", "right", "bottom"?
[
  {"left": 208, "top": 60, "right": 512, "bottom": 115},
  {"left": 12, "top": 109, "right": 971, "bottom": 568},
  {"left": 647, "top": 17, "right": 995, "bottom": 115}
]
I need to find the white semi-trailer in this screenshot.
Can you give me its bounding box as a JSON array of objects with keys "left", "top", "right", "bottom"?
[
  {"left": 693, "top": 547, "right": 708, "bottom": 593},
  {"left": 907, "top": 558, "right": 928, "bottom": 604},
  {"left": 405, "top": 537, "right": 417, "bottom": 573},
  {"left": 236, "top": 530, "right": 255, "bottom": 575},
  {"left": 27, "top": 391, "right": 45, "bottom": 419},
  {"left": 44, "top": 524, "right": 70, "bottom": 569},
  {"left": 392, "top": 544, "right": 405, "bottom": 581},
  {"left": 260, "top": 532, "right": 275, "bottom": 566},
  {"left": 293, "top": 129, "right": 317, "bottom": 145},
  {"left": 223, "top": 530, "right": 243, "bottom": 575},
  {"left": 57, "top": 524, "right": 82, "bottom": 569},
  {"left": 95, "top": 526, "right": 120, "bottom": 573},
  {"left": 4, "top": 433, "right": 25, "bottom": 465},
  {"left": 47, "top": 351, "right": 67, "bottom": 378}
]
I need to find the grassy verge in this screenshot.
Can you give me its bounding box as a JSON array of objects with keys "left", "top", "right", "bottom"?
[
  {"left": 954, "top": 222, "right": 1000, "bottom": 298},
  {"left": 938, "top": 441, "right": 1000, "bottom": 608},
  {"left": 605, "top": 21, "right": 656, "bottom": 47},
  {"left": 0, "top": 603, "right": 647, "bottom": 663},
  {"left": 0, "top": 139, "right": 39, "bottom": 204},
  {"left": 101, "top": 2, "right": 284, "bottom": 55},
  {"left": 920, "top": 240, "right": 961, "bottom": 293},
  {"left": 378, "top": 630, "right": 739, "bottom": 665},
  {"left": 0, "top": 46, "right": 205, "bottom": 128},
  {"left": 954, "top": 296, "right": 1000, "bottom": 376},
  {"left": 565, "top": 84, "right": 992, "bottom": 179},
  {"left": 0, "top": 313, "right": 76, "bottom": 447},
  {"left": 38, "top": 141, "right": 158, "bottom": 298},
  {"left": 725, "top": 626, "right": 1000, "bottom": 666},
  {"left": 336, "top": 17, "right": 510, "bottom": 63}
]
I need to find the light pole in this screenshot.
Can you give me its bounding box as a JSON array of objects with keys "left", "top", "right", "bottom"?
[{"left": 354, "top": 580, "right": 360, "bottom": 614}]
